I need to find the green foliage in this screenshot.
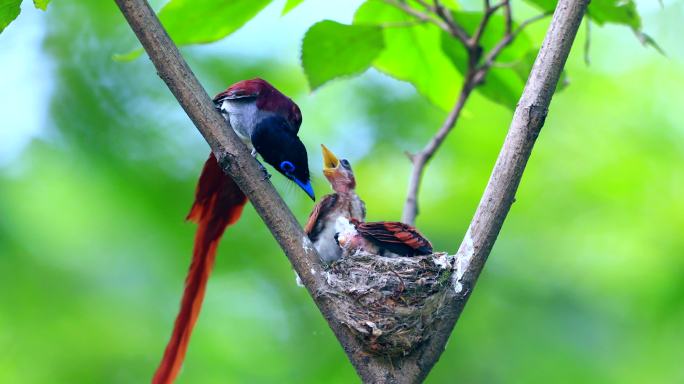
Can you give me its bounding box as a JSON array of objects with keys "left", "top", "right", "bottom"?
[
  {"left": 526, "top": 0, "right": 664, "bottom": 54},
  {"left": 33, "top": 0, "right": 50, "bottom": 11},
  {"left": 282, "top": 0, "right": 304, "bottom": 15},
  {"left": 158, "top": 0, "right": 272, "bottom": 45},
  {"left": 118, "top": 0, "right": 272, "bottom": 60},
  {"left": 527, "top": 0, "right": 640, "bottom": 27},
  {"left": 0, "top": 0, "right": 21, "bottom": 33},
  {"left": 440, "top": 11, "right": 535, "bottom": 108},
  {"left": 301, "top": 20, "right": 384, "bottom": 90},
  {"left": 588, "top": 0, "right": 641, "bottom": 28},
  {"left": 354, "top": 0, "right": 461, "bottom": 111}
]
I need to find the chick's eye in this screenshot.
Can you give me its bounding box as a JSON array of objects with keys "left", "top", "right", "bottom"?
[
  {"left": 280, "top": 161, "right": 295, "bottom": 173},
  {"left": 341, "top": 159, "right": 350, "bottom": 168}
]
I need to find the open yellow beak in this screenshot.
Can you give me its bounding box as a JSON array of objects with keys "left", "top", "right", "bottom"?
[{"left": 321, "top": 144, "right": 340, "bottom": 175}]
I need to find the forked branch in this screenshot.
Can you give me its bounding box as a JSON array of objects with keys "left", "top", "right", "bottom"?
[{"left": 115, "top": 0, "right": 587, "bottom": 382}]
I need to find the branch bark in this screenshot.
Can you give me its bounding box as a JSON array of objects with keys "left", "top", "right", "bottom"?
[{"left": 115, "top": 0, "right": 586, "bottom": 382}]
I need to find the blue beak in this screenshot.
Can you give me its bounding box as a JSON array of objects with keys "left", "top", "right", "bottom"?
[{"left": 294, "top": 178, "right": 315, "bottom": 201}]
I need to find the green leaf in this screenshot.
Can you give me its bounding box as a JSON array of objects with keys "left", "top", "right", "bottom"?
[
  {"left": 588, "top": 0, "right": 640, "bottom": 29},
  {"left": 33, "top": 0, "right": 50, "bottom": 11},
  {"left": 112, "top": 48, "right": 144, "bottom": 62},
  {"left": 282, "top": 0, "right": 304, "bottom": 15},
  {"left": 524, "top": 0, "right": 662, "bottom": 53},
  {"left": 354, "top": 1, "right": 462, "bottom": 111},
  {"left": 158, "top": 0, "right": 272, "bottom": 46},
  {"left": 301, "top": 20, "right": 384, "bottom": 90},
  {"left": 440, "top": 11, "right": 534, "bottom": 109},
  {"left": 525, "top": 0, "right": 640, "bottom": 27},
  {"left": 0, "top": 0, "right": 21, "bottom": 34},
  {"left": 117, "top": 0, "right": 272, "bottom": 60}
]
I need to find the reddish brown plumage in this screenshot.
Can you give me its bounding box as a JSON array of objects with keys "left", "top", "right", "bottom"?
[
  {"left": 154, "top": 79, "right": 304, "bottom": 383},
  {"left": 153, "top": 155, "right": 247, "bottom": 384},
  {"left": 356, "top": 221, "right": 433, "bottom": 256},
  {"left": 213, "top": 78, "right": 302, "bottom": 131}
]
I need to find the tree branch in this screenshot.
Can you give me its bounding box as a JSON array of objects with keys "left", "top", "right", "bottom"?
[
  {"left": 471, "top": 0, "right": 504, "bottom": 49},
  {"left": 479, "top": 11, "right": 553, "bottom": 73},
  {"left": 401, "top": 79, "right": 472, "bottom": 225},
  {"left": 503, "top": 0, "right": 513, "bottom": 35},
  {"left": 382, "top": 0, "right": 454, "bottom": 38},
  {"left": 432, "top": 0, "right": 471, "bottom": 45}
]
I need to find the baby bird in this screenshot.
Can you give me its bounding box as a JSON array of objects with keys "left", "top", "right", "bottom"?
[
  {"left": 336, "top": 218, "right": 433, "bottom": 257},
  {"left": 304, "top": 145, "right": 365, "bottom": 263}
]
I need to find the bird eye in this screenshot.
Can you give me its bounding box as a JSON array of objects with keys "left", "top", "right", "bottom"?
[
  {"left": 341, "top": 159, "right": 350, "bottom": 168},
  {"left": 280, "top": 161, "right": 295, "bottom": 173}
]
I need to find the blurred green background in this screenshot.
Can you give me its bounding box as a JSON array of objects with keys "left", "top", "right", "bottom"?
[{"left": 0, "top": 0, "right": 682, "bottom": 383}]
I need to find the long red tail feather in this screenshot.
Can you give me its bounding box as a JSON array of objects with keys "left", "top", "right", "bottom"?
[{"left": 153, "top": 154, "right": 247, "bottom": 384}]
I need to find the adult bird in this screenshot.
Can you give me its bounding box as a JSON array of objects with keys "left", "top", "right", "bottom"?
[
  {"left": 153, "top": 79, "right": 314, "bottom": 384},
  {"left": 304, "top": 145, "right": 365, "bottom": 263}
]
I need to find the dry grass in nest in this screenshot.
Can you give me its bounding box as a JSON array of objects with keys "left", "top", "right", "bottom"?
[{"left": 322, "top": 251, "right": 456, "bottom": 357}]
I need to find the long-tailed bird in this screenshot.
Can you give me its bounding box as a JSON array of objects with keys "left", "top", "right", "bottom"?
[
  {"left": 304, "top": 145, "right": 365, "bottom": 263},
  {"left": 154, "top": 79, "right": 314, "bottom": 384}
]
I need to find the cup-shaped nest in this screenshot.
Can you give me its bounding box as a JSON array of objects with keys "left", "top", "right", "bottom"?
[{"left": 322, "top": 251, "right": 455, "bottom": 356}]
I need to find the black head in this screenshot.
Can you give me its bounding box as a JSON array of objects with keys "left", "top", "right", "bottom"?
[{"left": 251, "top": 115, "right": 315, "bottom": 200}]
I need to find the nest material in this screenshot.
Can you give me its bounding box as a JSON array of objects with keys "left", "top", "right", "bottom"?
[{"left": 323, "top": 251, "right": 455, "bottom": 356}]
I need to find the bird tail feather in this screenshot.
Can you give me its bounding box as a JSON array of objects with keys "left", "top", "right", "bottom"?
[{"left": 152, "top": 155, "right": 247, "bottom": 384}]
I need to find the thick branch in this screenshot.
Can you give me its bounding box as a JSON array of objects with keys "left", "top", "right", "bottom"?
[{"left": 113, "top": 0, "right": 377, "bottom": 381}]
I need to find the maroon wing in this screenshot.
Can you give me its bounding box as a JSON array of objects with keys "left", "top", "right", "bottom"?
[
  {"left": 213, "top": 78, "right": 302, "bottom": 134},
  {"left": 356, "top": 221, "right": 433, "bottom": 256},
  {"left": 304, "top": 193, "right": 338, "bottom": 242},
  {"left": 213, "top": 78, "right": 267, "bottom": 103}
]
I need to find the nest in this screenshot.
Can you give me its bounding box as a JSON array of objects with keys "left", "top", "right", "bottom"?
[{"left": 322, "top": 251, "right": 456, "bottom": 357}]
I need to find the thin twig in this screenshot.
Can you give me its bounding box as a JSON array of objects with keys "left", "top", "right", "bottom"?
[
  {"left": 401, "top": 79, "right": 473, "bottom": 225},
  {"left": 471, "top": 0, "right": 495, "bottom": 48},
  {"left": 480, "top": 11, "right": 553, "bottom": 72},
  {"left": 382, "top": 0, "right": 453, "bottom": 35},
  {"left": 379, "top": 20, "right": 427, "bottom": 29},
  {"left": 503, "top": 0, "right": 512, "bottom": 35},
  {"left": 470, "top": 0, "right": 507, "bottom": 65},
  {"left": 432, "top": 0, "right": 471, "bottom": 45},
  {"left": 584, "top": 17, "right": 591, "bottom": 66},
  {"left": 401, "top": 9, "right": 552, "bottom": 225}
]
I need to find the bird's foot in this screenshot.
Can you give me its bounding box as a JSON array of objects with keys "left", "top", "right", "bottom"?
[{"left": 257, "top": 161, "right": 272, "bottom": 180}]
